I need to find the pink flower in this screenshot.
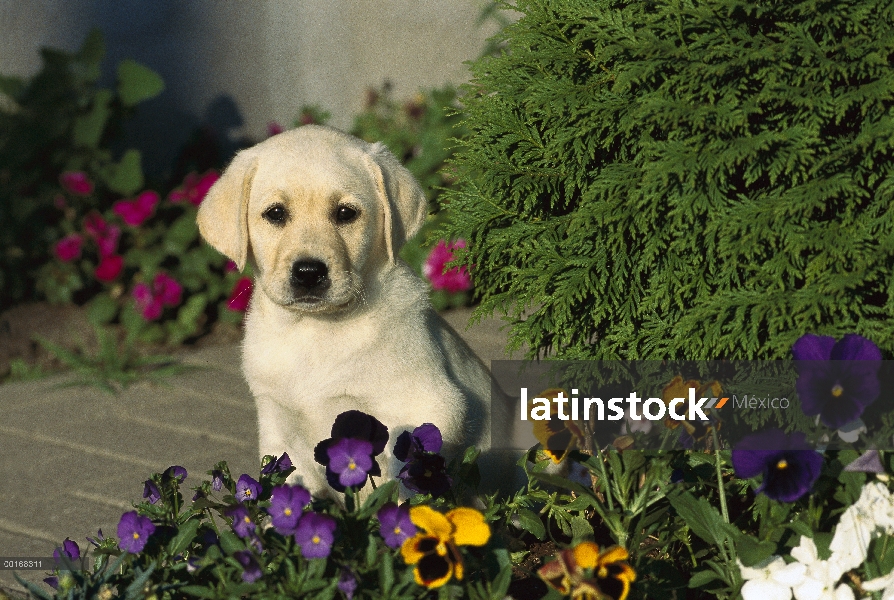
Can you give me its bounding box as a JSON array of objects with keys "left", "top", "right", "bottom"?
[
  {"left": 423, "top": 240, "right": 471, "bottom": 293},
  {"left": 113, "top": 190, "right": 159, "bottom": 227},
  {"left": 95, "top": 255, "right": 124, "bottom": 282},
  {"left": 54, "top": 233, "right": 83, "bottom": 262},
  {"left": 169, "top": 171, "right": 219, "bottom": 206},
  {"left": 225, "top": 260, "right": 238, "bottom": 273},
  {"left": 133, "top": 282, "right": 162, "bottom": 320},
  {"left": 227, "top": 277, "right": 253, "bottom": 311},
  {"left": 84, "top": 213, "right": 121, "bottom": 258},
  {"left": 132, "top": 272, "right": 183, "bottom": 321},
  {"left": 267, "top": 121, "right": 284, "bottom": 137},
  {"left": 59, "top": 171, "right": 94, "bottom": 196},
  {"left": 153, "top": 272, "right": 182, "bottom": 306}
]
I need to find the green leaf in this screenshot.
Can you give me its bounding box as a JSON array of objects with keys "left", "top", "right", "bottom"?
[
  {"left": 358, "top": 480, "right": 399, "bottom": 519},
  {"left": 218, "top": 531, "right": 244, "bottom": 555},
  {"left": 490, "top": 564, "right": 513, "bottom": 599},
  {"left": 531, "top": 471, "right": 593, "bottom": 496},
  {"left": 516, "top": 508, "right": 546, "bottom": 539},
  {"left": 87, "top": 293, "right": 118, "bottom": 325},
  {"left": 179, "top": 586, "right": 217, "bottom": 599},
  {"left": 668, "top": 490, "right": 736, "bottom": 548},
  {"left": 569, "top": 515, "right": 594, "bottom": 542},
  {"left": 688, "top": 568, "right": 722, "bottom": 588},
  {"left": 77, "top": 28, "right": 105, "bottom": 66},
  {"left": 164, "top": 213, "right": 200, "bottom": 255},
  {"left": 735, "top": 534, "right": 777, "bottom": 567},
  {"left": 167, "top": 518, "right": 202, "bottom": 557},
  {"left": 72, "top": 88, "right": 111, "bottom": 148},
  {"left": 117, "top": 59, "right": 165, "bottom": 106},
  {"left": 378, "top": 550, "right": 394, "bottom": 594},
  {"left": 102, "top": 149, "right": 144, "bottom": 196}
]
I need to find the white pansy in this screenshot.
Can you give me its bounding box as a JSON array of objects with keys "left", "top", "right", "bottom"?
[
  {"left": 836, "top": 419, "right": 867, "bottom": 443},
  {"left": 862, "top": 568, "right": 894, "bottom": 600},
  {"left": 830, "top": 504, "right": 876, "bottom": 572},
  {"left": 790, "top": 536, "right": 852, "bottom": 600},
  {"left": 739, "top": 556, "right": 804, "bottom": 600},
  {"left": 858, "top": 481, "right": 894, "bottom": 534}
]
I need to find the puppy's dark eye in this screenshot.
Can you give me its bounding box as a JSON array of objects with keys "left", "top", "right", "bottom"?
[
  {"left": 263, "top": 204, "right": 288, "bottom": 225},
  {"left": 335, "top": 205, "right": 358, "bottom": 224}
]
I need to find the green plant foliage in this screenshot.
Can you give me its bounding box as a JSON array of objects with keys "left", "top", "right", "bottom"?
[{"left": 440, "top": 0, "right": 894, "bottom": 360}]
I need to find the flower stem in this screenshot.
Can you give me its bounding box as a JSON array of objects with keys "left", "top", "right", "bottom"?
[
  {"left": 711, "top": 425, "right": 729, "bottom": 524},
  {"left": 594, "top": 444, "right": 615, "bottom": 512}
]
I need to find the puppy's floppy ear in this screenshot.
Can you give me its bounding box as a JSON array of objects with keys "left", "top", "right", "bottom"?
[
  {"left": 196, "top": 150, "right": 258, "bottom": 271},
  {"left": 365, "top": 142, "right": 428, "bottom": 263}
]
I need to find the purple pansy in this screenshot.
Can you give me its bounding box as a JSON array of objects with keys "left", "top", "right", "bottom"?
[
  {"left": 792, "top": 333, "right": 882, "bottom": 430},
  {"left": 142, "top": 480, "right": 161, "bottom": 504},
  {"left": 377, "top": 502, "right": 416, "bottom": 548},
  {"left": 294, "top": 512, "right": 337, "bottom": 559},
  {"left": 117, "top": 511, "right": 156, "bottom": 553},
  {"left": 327, "top": 438, "right": 374, "bottom": 488},
  {"left": 338, "top": 568, "right": 358, "bottom": 599},
  {"left": 261, "top": 452, "right": 293, "bottom": 475},
  {"left": 235, "top": 474, "right": 262, "bottom": 502},
  {"left": 393, "top": 423, "right": 442, "bottom": 461},
  {"left": 314, "top": 411, "right": 389, "bottom": 492},
  {"left": 394, "top": 423, "right": 453, "bottom": 496},
  {"left": 227, "top": 505, "right": 255, "bottom": 539},
  {"left": 211, "top": 470, "right": 224, "bottom": 492},
  {"left": 233, "top": 550, "right": 263, "bottom": 583},
  {"left": 396, "top": 452, "right": 453, "bottom": 497},
  {"left": 162, "top": 465, "right": 187, "bottom": 483},
  {"left": 53, "top": 538, "right": 80, "bottom": 561},
  {"left": 731, "top": 429, "right": 823, "bottom": 502},
  {"left": 268, "top": 484, "right": 311, "bottom": 535}
]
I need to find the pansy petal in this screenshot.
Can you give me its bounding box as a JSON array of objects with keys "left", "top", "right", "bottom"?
[
  {"left": 410, "top": 506, "right": 453, "bottom": 540},
  {"left": 446, "top": 508, "right": 490, "bottom": 547},
  {"left": 401, "top": 535, "right": 431, "bottom": 565},
  {"left": 830, "top": 334, "right": 882, "bottom": 361},
  {"left": 792, "top": 334, "right": 837, "bottom": 360},
  {"left": 597, "top": 545, "right": 630, "bottom": 567},
  {"left": 414, "top": 553, "right": 453, "bottom": 588},
  {"left": 572, "top": 541, "right": 601, "bottom": 569},
  {"left": 413, "top": 424, "right": 443, "bottom": 453}
]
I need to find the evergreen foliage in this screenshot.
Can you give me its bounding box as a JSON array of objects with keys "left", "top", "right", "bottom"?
[{"left": 441, "top": 0, "right": 894, "bottom": 359}]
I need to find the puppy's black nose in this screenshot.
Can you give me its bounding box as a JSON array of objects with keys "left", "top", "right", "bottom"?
[{"left": 290, "top": 259, "right": 329, "bottom": 292}]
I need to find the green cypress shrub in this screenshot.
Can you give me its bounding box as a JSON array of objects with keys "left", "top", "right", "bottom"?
[{"left": 441, "top": 0, "right": 894, "bottom": 359}]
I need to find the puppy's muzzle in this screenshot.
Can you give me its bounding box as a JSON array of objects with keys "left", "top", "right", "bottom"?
[{"left": 290, "top": 259, "right": 331, "bottom": 297}]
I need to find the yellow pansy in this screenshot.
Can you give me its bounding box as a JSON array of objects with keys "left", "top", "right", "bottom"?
[{"left": 400, "top": 505, "right": 491, "bottom": 588}]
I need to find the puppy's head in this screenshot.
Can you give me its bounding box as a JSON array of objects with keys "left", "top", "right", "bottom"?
[{"left": 197, "top": 125, "right": 427, "bottom": 313}]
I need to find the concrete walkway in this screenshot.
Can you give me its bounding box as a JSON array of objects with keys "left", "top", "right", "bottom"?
[{"left": 0, "top": 307, "right": 517, "bottom": 595}]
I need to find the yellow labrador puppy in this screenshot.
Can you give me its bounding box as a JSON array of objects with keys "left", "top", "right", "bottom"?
[{"left": 197, "top": 125, "right": 496, "bottom": 500}]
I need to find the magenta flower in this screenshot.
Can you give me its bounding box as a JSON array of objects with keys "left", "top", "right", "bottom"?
[
  {"left": 268, "top": 484, "right": 311, "bottom": 535},
  {"left": 294, "top": 512, "right": 336, "bottom": 559},
  {"left": 113, "top": 190, "right": 159, "bottom": 227},
  {"left": 132, "top": 273, "right": 183, "bottom": 321},
  {"left": 94, "top": 255, "right": 123, "bottom": 282},
  {"left": 327, "top": 438, "right": 374, "bottom": 488},
  {"left": 169, "top": 171, "right": 219, "bottom": 206},
  {"left": 60, "top": 171, "right": 94, "bottom": 196},
  {"left": 83, "top": 213, "right": 121, "bottom": 257},
  {"left": 225, "top": 260, "right": 238, "bottom": 273},
  {"left": 267, "top": 121, "right": 284, "bottom": 137},
  {"left": 117, "top": 511, "right": 155, "bottom": 553},
  {"left": 423, "top": 240, "right": 471, "bottom": 292},
  {"left": 233, "top": 550, "right": 262, "bottom": 583},
  {"left": 377, "top": 502, "right": 416, "bottom": 548},
  {"left": 227, "top": 277, "right": 253, "bottom": 311},
  {"left": 235, "top": 474, "right": 261, "bottom": 502},
  {"left": 53, "top": 233, "right": 83, "bottom": 262}
]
